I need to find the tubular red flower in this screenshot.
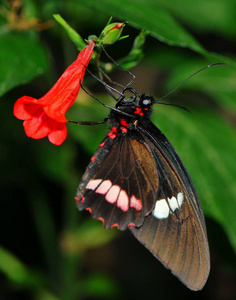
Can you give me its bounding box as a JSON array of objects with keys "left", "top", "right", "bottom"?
[{"left": 14, "top": 40, "right": 95, "bottom": 145}]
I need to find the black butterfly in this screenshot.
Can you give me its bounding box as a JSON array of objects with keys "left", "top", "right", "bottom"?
[{"left": 75, "top": 85, "right": 210, "bottom": 291}]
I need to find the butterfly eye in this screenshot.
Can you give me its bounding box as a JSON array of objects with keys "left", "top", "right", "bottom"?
[
  {"left": 142, "top": 98, "right": 152, "bottom": 106},
  {"left": 139, "top": 97, "right": 152, "bottom": 108}
]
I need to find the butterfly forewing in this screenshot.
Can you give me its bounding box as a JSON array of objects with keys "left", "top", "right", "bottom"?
[{"left": 76, "top": 132, "right": 159, "bottom": 230}]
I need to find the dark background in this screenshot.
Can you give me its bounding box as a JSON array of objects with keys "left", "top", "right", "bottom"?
[{"left": 1, "top": 0, "right": 236, "bottom": 299}]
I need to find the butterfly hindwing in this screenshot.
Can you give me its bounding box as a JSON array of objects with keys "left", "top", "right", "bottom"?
[{"left": 129, "top": 122, "right": 210, "bottom": 291}]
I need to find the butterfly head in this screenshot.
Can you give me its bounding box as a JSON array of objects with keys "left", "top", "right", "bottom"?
[{"left": 116, "top": 87, "right": 155, "bottom": 110}]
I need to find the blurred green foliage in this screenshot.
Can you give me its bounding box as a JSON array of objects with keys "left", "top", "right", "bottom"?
[{"left": 1, "top": 0, "right": 236, "bottom": 299}]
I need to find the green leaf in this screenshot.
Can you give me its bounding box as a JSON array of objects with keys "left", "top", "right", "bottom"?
[
  {"left": 0, "top": 246, "right": 43, "bottom": 287},
  {"left": 84, "top": 0, "right": 203, "bottom": 52},
  {"left": 149, "top": 50, "right": 236, "bottom": 113},
  {"left": 83, "top": 0, "right": 235, "bottom": 67},
  {"left": 61, "top": 219, "right": 118, "bottom": 256},
  {"left": 53, "top": 14, "right": 87, "bottom": 51},
  {"left": 78, "top": 273, "right": 120, "bottom": 299},
  {"left": 172, "top": 64, "right": 236, "bottom": 113},
  {"left": 153, "top": 106, "right": 236, "bottom": 253},
  {"left": 0, "top": 31, "right": 48, "bottom": 96},
  {"left": 155, "top": 0, "right": 236, "bottom": 38}
]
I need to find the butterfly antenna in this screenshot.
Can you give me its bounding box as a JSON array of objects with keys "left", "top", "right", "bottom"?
[
  {"left": 98, "top": 65, "right": 126, "bottom": 89},
  {"left": 158, "top": 102, "right": 190, "bottom": 112},
  {"left": 101, "top": 44, "right": 136, "bottom": 90},
  {"left": 96, "top": 65, "right": 126, "bottom": 100},
  {"left": 84, "top": 65, "right": 125, "bottom": 100},
  {"left": 79, "top": 80, "right": 132, "bottom": 117},
  {"left": 157, "top": 63, "right": 226, "bottom": 103}
]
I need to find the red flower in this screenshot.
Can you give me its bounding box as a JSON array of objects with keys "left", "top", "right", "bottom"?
[{"left": 14, "top": 40, "right": 95, "bottom": 145}]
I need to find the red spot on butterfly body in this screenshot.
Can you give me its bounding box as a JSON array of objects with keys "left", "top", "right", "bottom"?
[
  {"left": 120, "top": 126, "right": 128, "bottom": 133},
  {"left": 108, "top": 132, "right": 116, "bottom": 139},
  {"left": 111, "top": 126, "right": 118, "bottom": 133},
  {"left": 91, "top": 156, "right": 95, "bottom": 161},
  {"left": 120, "top": 118, "right": 128, "bottom": 127},
  {"left": 99, "top": 141, "right": 105, "bottom": 147},
  {"left": 134, "top": 107, "right": 144, "bottom": 116},
  {"left": 108, "top": 126, "right": 119, "bottom": 139}
]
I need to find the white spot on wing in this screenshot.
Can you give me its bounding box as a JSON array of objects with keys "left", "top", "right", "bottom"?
[
  {"left": 177, "top": 192, "right": 184, "bottom": 207},
  {"left": 168, "top": 196, "right": 179, "bottom": 211},
  {"left": 152, "top": 199, "right": 169, "bottom": 219},
  {"left": 86, "top": 179, "right": 102, "bottom": 190},
  {"left": 96, "top": 180, "right": 112, "bottom": 195},
  {"left": 152, "top": 192, "right": 184, "bottom": 219},
  {"left": 117, "top": 190, "right": 129, "bottom": 212},
  {"left": 105, "top": 185, "right": 120, "bottom": 204}
]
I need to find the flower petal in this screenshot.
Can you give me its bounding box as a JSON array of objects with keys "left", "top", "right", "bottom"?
[
  {"left": 41, "top": 40, "right": 95, "bottom": 122},
  {"left": 13, "top": 96, "right": 41, "bottom": 120},
  {"left": 23, "top": 116, "right": 50, "bottom": 139},
  {"left": 48, "top": 122, "right": 67, "bottom": 145}
]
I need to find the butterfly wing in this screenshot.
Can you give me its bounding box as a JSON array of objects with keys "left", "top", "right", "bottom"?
[
  {"left": 76, "top": 131, "right": 159, "bottom": 230},
  {"left": 129, "top": 122, "right": 210, "bottom": 291},
  {"left": 76, "top": 120, "right": 209, "bottom": 290}
]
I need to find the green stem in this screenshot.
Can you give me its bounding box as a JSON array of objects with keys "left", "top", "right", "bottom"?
[{"left": 53, "top": 14, "right": 87, "bottom": 51}]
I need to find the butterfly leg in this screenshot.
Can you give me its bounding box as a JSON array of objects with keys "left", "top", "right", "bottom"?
[{"left": 69, "top": 119, "right": 108, "bottom": 126}]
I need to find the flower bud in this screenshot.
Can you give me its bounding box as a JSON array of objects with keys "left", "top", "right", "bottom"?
[{"left": 99, "top": 22, "right": 126, "bottom": 45}]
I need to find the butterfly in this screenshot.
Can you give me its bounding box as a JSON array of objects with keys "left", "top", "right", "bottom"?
[{"left": 75, "top": 83, "right": 210, "bottom": 291}]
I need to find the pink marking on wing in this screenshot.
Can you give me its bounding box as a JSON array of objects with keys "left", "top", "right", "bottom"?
[
  {"left": 117, "top": 190, "right": 129, "bottom": 212},
  {"left": 97, "top": 217, "right": 105, "bottom": 226},
  {"left": 75, "top": 196, "right": 80, "bottom": 204},
  {"left": 86, "top": 179, "right": 102, "bottom": 190},
  {"left": 105, "top": 185, "right": 120, "bottom": 204},
  {"left": 111, "top": 223, "right": 120, "bottom": 229},
  {"left": 128, "top": 223, "right": 136, "bottom": 228},
  {"left": 130, "top": 195, "right": 142, "bottom": 211},
  {"left": 96, "top": 179, "right": 112, "bottom": 195},
  {"left": 85, "top": 207, "right": 92, "bottom": 214}
]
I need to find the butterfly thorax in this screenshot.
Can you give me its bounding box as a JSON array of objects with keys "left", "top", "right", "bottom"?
[{"left": 107, "top": 93, "right": 155, "bottom": 138}]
